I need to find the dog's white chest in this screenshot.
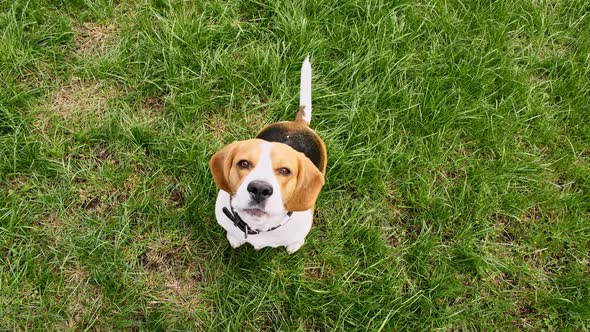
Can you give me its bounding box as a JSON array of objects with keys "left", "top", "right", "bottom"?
[{"left": 215, "top": 190, "right": 312, "bottom": 253}]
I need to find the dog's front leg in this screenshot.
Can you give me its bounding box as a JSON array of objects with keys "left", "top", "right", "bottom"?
[
  {"left": 286, "top": 241, "right": 304, "bottom": 254},
  {"left": 226, "top": 232, "right": 246, "bottom": 248}
]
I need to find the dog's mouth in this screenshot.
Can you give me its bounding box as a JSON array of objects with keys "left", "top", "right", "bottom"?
[{"left": 241, "top": 208, "right": 267, "bottom": 217}]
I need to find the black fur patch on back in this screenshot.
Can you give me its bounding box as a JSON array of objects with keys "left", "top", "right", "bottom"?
[{"left": 256, "top": 124, "right": 323, "bottom": 170}]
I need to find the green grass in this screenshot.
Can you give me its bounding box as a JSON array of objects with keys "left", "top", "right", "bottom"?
[{"left": 1, "top": 0, "right": 589, "bottom": 330}]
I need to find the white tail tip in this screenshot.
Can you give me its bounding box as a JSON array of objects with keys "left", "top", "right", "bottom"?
[{"left": 299, "top": 56, "right": 312, "bottom": 123}]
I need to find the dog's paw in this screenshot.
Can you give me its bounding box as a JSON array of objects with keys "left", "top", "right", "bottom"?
[
  {"left": 226, "top": 233, "right": 245, "bottom": 248},
  {"left": 286, "top": 241, "right": 304, "bottom": 254}
]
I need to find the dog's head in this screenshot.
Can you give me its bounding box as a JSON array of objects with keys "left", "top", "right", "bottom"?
[{"left": 210, "top": 139, "right": 324, "bottom": 229}]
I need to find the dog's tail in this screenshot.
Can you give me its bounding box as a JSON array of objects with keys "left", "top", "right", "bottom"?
[{"left": 296, "top": 56, "right": 312, "bottom": 125}]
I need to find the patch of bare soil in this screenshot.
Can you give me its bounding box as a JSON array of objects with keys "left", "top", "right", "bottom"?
[
  {"left": 522, "top": 206, "right": 543, "bottom": 221},
  {"left": 204, "top": 112, "right": 228, "bottom": 140},
  {"left": 168, "top": 187, "right": 185, "bottom": 208},
  {"left": 77, "top": 172, "right": 137, "bottom": 216},
  {"left": 141, "top": 96, "right": 164, "bottom": 113},
  {"left": 133, "top": 95, "right": 165, "bottom": 124},
  {"left": 304, "top": 264, "right": 333, "bottom": 280},
  {"left": 493, "top": 212, "right": 516, "bottom": 243}
]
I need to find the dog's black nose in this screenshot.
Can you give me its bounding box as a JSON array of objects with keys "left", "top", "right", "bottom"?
[{"left": 247, "top": 181, "right": 273, "bottom": 203}]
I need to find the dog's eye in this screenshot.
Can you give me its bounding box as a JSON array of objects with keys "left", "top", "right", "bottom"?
[
  {"left": 277, "top": 167, "right": 291, "bottom": 176},
  {"left": 237, "top": 160, "right": 251, "bottom": 169}
]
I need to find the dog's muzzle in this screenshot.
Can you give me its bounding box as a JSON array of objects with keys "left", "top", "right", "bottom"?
[{"left": 247, "top": 180, "right": 273, "bottom": 203}]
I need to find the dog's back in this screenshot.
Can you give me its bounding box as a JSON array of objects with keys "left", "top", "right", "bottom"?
[
  {"left": 256, "top": 56, "right": 327, "bottom": 174},
  {"left": 256, "top": 122, "right": 326, "bottom": 173}
]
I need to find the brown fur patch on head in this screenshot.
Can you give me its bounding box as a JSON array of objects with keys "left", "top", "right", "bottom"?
[
  {"left": 268, "top": 143, "right": 300, "bottom": 204},
  {"left": 209, "top": 139, "right": 265, "bottom": 194},
  {"left": 270, "top": 143, "right": 324, "bottom": 211}
]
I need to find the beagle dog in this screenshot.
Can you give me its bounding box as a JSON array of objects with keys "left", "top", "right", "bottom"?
[{"left": 209, "top": 57, "right": 326, "bottom": 253}]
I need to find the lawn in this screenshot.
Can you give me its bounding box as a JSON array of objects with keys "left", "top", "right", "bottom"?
[{"left": 1, "top": 0, "right": 589, "bottom": 330}]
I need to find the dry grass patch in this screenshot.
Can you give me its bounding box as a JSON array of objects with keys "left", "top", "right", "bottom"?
[
  {"left": 35, "top": 78, "right": 120, "bottom": 132},
  {"left": 141, "top": 236, "right": 191, "bottom": 273},
  {"left": 74, "top": 22, "right": 117, "bottom": 56},
  {"left": 243, "top": 108, "right": 271, "bottom": 132},
  {"left": 50, "top": 78, "right": 115, "bottom": 120},
  {"left": 204, "top": 106, "right": 269, "bottom": 140},
  {"left": 0, "top": 175, "right": 31, "bottom": 191},
  {"left": 140, "top": 236, "right": 205, "bottom": 311},
  {"left": 36, "top": 214, "right": 66, "bottom": 248},
  {"left": 158, "top": 267, "right": 203, "bottom": 308},
  {"left": 59, "top": 264, "right": 105, "bottom": 330}
]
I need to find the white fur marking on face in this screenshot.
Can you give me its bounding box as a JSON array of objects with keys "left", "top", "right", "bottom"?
[{"left": 230, "top": 143, "right": 288, "bottom": 231}]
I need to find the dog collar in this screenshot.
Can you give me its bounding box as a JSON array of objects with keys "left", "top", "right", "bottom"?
[{"left": 222, "top": 199, "right": 293, "bottom": 239}]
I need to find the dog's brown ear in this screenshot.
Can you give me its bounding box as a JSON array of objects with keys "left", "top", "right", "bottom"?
[
  {"left": 209, "top": 142, "right": 239, "bottom": 193},
  {"left": 285, "top": 154, "right": 325, "bottom": 211}
]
